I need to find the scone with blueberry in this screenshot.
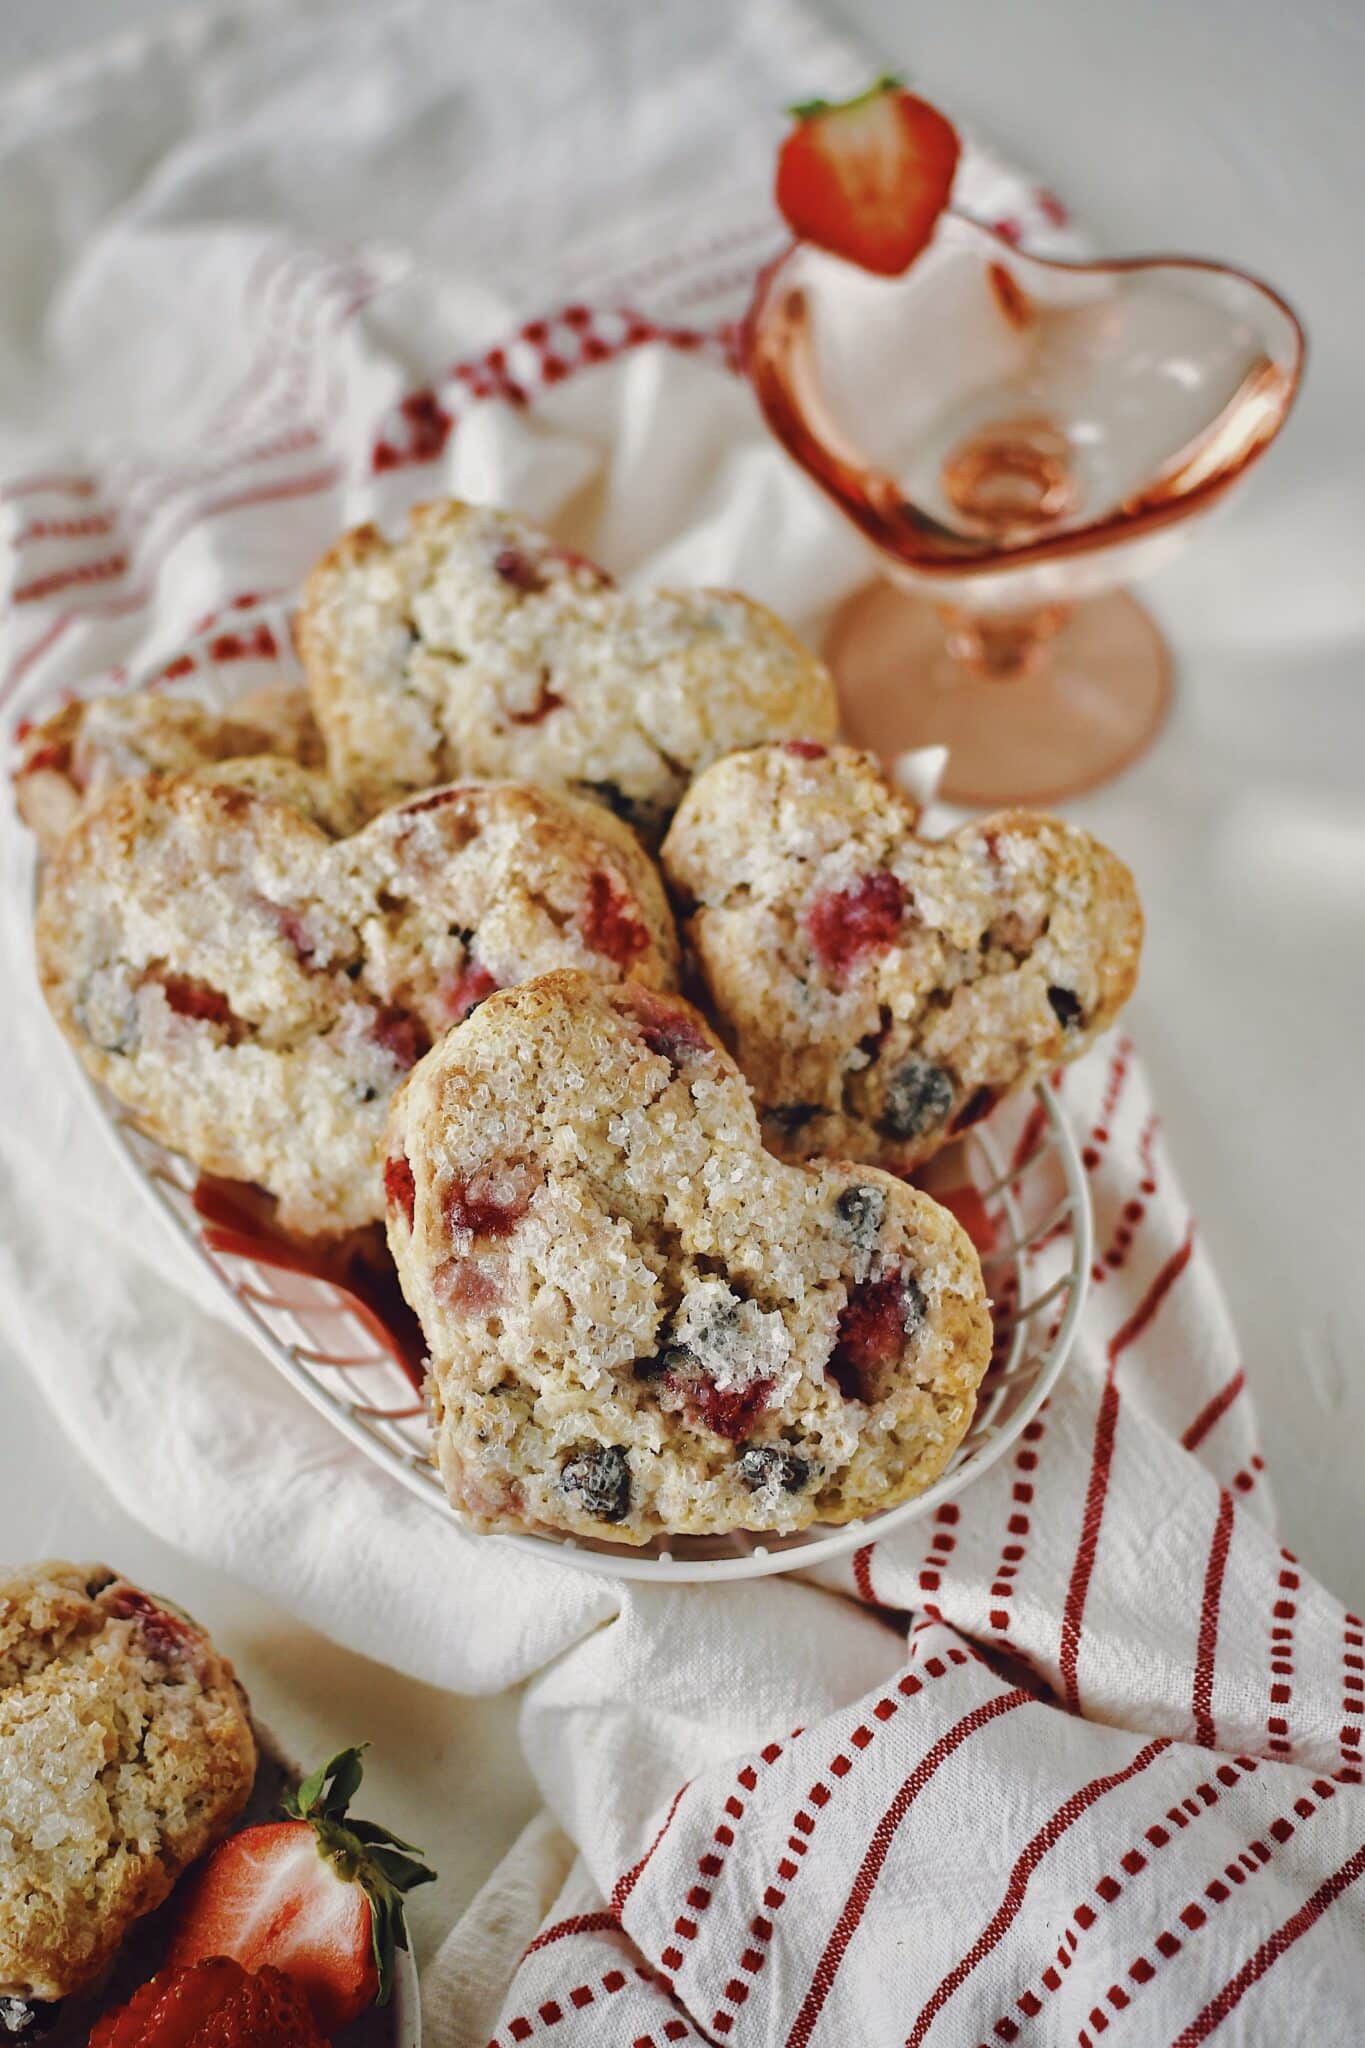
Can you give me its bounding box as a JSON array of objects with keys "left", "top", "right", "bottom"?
[
  {"left": 37, "top": 775, "right": 678, "bottom": 1237},
  {"left": 662, "top": 742, "right": 1142, "bottom": 1173},
  {"left": 295, "top": 498, "right": 838, "bottom": 837},
  {"left": 0, "top": 1562, "right": 256, "bottom": 2013},
  {"left": 384, "top": 971, "right": 992, "bottom": 1545}
]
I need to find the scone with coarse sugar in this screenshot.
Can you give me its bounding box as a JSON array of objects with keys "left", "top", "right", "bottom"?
[
  {"left": 384, "top": 971, "right": 992, "bottom": 1545},
  {"left": 662, "top": 743, "right": 1143, "bottom": 1173},
  {"left": 37, "top": 775, "right": 678, "bottom": 1238},
  {"left": 0, "top": 1561, "right": 256, "bottom": 2005},
  {"left": 295, "top": 497, "right": 838, "bottom": 836},
  {"left": 13, "top": 681, "right": 328, "bottom": 857}
]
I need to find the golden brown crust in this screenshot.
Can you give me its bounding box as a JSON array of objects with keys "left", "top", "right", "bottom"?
[
  {"left": 13, "top": 686, "right": 325, "bottom": 858},
  {"left": 37, "top": 775, "right": 678, "bottom": 1237},
  {"left": 0, "top": 1561, "right": 256, "bottom": 2001},
  {"left": 662, "top": 744, "right": 1143, "bottom": 1172},
  {"left": 295, "top": 498, "right": 838, "bottom": 833},
  {"left": 386, "top": 970, "right": 992, "bottom": 1545}
]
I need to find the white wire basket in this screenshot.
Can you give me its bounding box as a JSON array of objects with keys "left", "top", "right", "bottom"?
[{"left": 28, "top": 593, "right": 1093, "bottom": 1585}]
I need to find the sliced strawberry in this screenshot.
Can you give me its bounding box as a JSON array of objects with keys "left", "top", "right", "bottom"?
[
  {"left": 441, "top": 961, "right": 499, "bottom": 1022},
  {"left": 804, "top": 870, "right": 905, "bottom": 982},
  {"left": 383, "top": 1154, "right": 416, "bottom": 1228},
  {"left": 88, "top": 1958, "right": 325, "bottom": 2048},
  {"left": 168, "top": 1748, "right": 434, "bottom": 2033},
  {"left": 580, "top": 869, "right": 649, "bottom": 967},
  {"left": 775, "top": 77, "right": 960, "bottom": 277}
]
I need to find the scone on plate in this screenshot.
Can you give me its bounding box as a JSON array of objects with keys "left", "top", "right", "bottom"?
[
  {"left": 384, "top": 971, "right": 992, "bottom": 1546},
  {"left": 662, "top": 742, "right": 1143, "bottom": 1173},
  {"left": 36, "top": 774, "right": 678, "bottom": 1237},
  {"left": 0, "top": 1562, "right": 256, "bottom": 2007},
  {"left": 295, "top": 497, "right": 838, "bottom": 836},
  {"left": 13, "top": 682, "right": 327, "bottom": 858}
]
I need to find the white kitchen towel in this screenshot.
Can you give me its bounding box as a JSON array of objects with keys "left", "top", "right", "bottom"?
[{"left": 2, "top": 3, "right": 1362, "bottom": 2043}]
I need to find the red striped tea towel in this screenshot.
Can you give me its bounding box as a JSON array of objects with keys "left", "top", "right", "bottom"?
[{"left": 428, "top": 1049, "right": 1364, "bottom": 2047}]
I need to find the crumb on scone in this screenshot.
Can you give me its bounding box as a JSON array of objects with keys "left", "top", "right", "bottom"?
[
  {"left": 295, "top": 498, "right": 838, "bottom": 835},
  {"left": 661, "top": 743, "right": 1143, "bottom": 1172},
  {"left": 13, "top": 682, "right": 327, "bottom": 858},
  {"left": 36, "top": 775, "right": 678, "bottom": 1238},
  {"left": 0, "top": 1562, "right": 256, "bottom": 2003},
  {"left": 385, "top": 970, "right": 992, "bottom": 1545}
]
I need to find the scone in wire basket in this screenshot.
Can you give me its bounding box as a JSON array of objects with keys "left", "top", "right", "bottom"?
[
  {"left": 80, "top": 1062, "right": 1091, "bottom": 1586},
  {"left": 34, "top": 596, "right": 1093, "bottom": 1584}
]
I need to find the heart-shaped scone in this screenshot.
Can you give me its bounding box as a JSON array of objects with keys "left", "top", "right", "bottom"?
[
  {"left": 296, "top": 498, "right": 838, "bottom": 836},
  {"left": 37, "top": 777, "right": 677, "bottom": 1237},
  {"left": 14, "top": 682, "right": 327, "bottom": 857},
  {"left": 662, "top": 743, "right": 1142, "bottom": 1171},
  {"left": 384, "top": 970, "right": 992, "bottom": 1545}
]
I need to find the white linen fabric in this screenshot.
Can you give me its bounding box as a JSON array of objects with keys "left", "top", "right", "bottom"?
[{"left": 1, "top": 4, "right": 1362, "bottom": 2042}]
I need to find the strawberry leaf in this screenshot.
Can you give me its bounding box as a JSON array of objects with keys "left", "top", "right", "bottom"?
[
  {"left": 787, "top": 73, "right": 903, "bottom": 121},
  {"left": 278, "top": 1744, "right": 436, "bottom": 2007}
]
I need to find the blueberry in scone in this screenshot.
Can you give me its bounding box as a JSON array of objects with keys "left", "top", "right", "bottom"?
[
  {"left": 661, "top": 743, "right": 1142, "bottom": 1173},
  {"left": 0, "top": 1563, "right": 255, "bottom": 2006},
  {"left": 13, "top": 682, "right": 328, "bottom": 858},
  {"left": 295, "top": 498, "right": 838, "bottom": 835},
  {"left": 384, "top": 971, "right": 992, "bottom": 1545},
  {"left": 36, "top": 775, "right": 678, "bottom": 1237}
]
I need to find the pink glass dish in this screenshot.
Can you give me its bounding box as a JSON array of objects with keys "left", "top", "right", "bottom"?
[{"left": 747, "top": 213, "right": 1305, "bottom": 804}]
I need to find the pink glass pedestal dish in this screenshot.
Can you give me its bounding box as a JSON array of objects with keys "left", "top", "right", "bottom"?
[{"left": 747, "top": 216, "right": 1304, "bottom": 805}]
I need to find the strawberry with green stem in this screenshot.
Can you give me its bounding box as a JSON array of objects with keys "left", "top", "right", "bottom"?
[
  {"left": 168, "top": 1747, "right": 434, "bottom": 2034},
  {"left": 775, "top": 75, "right": 960, "bottom": 277}
]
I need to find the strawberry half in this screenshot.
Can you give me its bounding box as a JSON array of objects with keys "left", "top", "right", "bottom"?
[
  {"left": 775, "top": 76, "right": 960, "bottom": 277},
  {"left": 167, "top": 1747, "right": 434, "bottom": 2034},
  {"left": 88, "top": 1958, "right": 325, "bottom": 2048}
]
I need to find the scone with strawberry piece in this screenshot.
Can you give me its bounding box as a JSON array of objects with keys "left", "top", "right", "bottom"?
[
  {"left": 37, "top": 774, "right": 678, "bottom": 1238},
  {"left": 13, "top": 683, "right": 328, "bottom": 857},
  {"left": 662, "top": 742, "right": 1142, "bottom": 1173},
  {"left": 384, "top": 971, "right": 992, "bottom": 1545},
  {"left": 0, "top": 1563, "right": 255, "bottom": 2011},
  {"left": 295, "top": 498, "right": 838, "bottom": 837}
]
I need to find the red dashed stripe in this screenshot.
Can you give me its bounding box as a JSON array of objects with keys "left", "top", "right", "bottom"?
[
  {"left": 988, "top": 1417, "right": 1047, "bottom": 1642},
  {"left": 1192, "top": 1492, "right": 1236, "bottom": 1748},
  {"left": 1266, "top": 1550, "right": 1299, "bottom": 1760},
  {"left": 1079, "top": 1038, "right": 1133, "bottom": 1175},
  {"left": 977, "top": 1755, "right": 1266, "bottom": 2043},
  {"left": 1229, "top": 1450, "right": 1266, "bottom": 1496},
  {"left": 1059, "top": 1223, "right": 1197, "bottom": 1714},
  {"left": 653, "top": 1740, "right": 794, "bottom": 1989},
  {"left": 12, "top": 553, "right": 129, "bottom": 604},
  {"left": 851, "top": 1543, "right": 879, "bottom": 1606},
  {"left": 1112, "top": 1785, "right": 1345, "bottom": 2042},
  {"left": 489, "top": 1957, "right": 695, "bottom": 2048},
  {"left": 1170, "top": 1842, "right": 1365, "bottom": 2046},
  {"left": 1182, "top": 1369, "right": 1246, "bottom": 1453},
  {"left": 785, "top": 1691, "right": 1033, "bottom": 2048},
  {"left": 915, "top": 1502, "right": 961, "bottom": 1609},
  {"left": 15, "top": 513, "right": 116, "bottom": 544},
  {"left": 905, "top": 1737, "right": 1171, "bottom": 2045},
  {"left": 1340, "top": 1612, "right": 1364, "bottom": 1786},
  {"left": 713, "top": 1650, "right": 979, "bottom": 2033},
  {"left": 373, "top": 304, "right": 732, "bottom": 476}
]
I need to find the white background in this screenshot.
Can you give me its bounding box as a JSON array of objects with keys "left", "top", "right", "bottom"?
[{"left": 2, "top": 0, "right": 1362, "bottom": 1956}]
